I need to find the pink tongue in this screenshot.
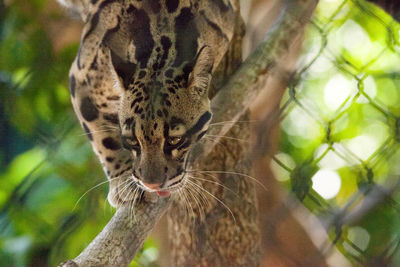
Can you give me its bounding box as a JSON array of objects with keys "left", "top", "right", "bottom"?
[{"left": 156, "top": 191, "right": 171, "bottom": 197}]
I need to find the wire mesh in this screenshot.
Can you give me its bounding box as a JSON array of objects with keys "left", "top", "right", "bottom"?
[{"left": 271, "top": 0, "right": 400, "bottom": 265}]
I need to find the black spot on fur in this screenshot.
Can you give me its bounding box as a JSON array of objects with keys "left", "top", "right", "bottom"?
[
  {"left": 197, "top": 130, "right": 207, "bottom": 141},
  {"left": 127, "top": 6, "right": 155, "bottom": 68},
  {"left": 102, "top": 137, "right": 121, "bottom": 150},
  {"left": 134, "top": 106, "right": 144, "bottom": 114},
  {"left": 109, "top": 50, "right": 137, "bottom": 89},
  {"left": 165, "top": 69, "right": 174, "bottom": 78},
  {"left": 200, "top": 10, "right": 228, "bottom": 41},
  {"left": 103, "top": 113, "right": 119, "bottom": 124},
  {"left": 69, "top": 75, "right": 76, "bottom": 97},
  {"left": 90, "top": 54, "right": 99, "bottom": 70},
  {"left": 82, "top": 123, "right": 93, "bottom": 140},
  {"left": 214, "top": 0, "right": 230, "bottom": 12},
  {"left": 106, "top": 157, "right": 115, "bottom": 162},
  {"left": 173, "top": 7, "right": 199, "bottom": 67},
  {"left": 131, "top": 97, "right": 144, "bottom": 108},
  {"left": 178, "top": 139, "right": 191, "bottom": 149},
  {"left": 159, "top": 36, "right": 172, "bottom": 69},
  {"left": 138, "top": 70, "right": 146, "bottom": 79},
  {"left": 183, "top": 63, "right": 193, "bottom": 80},
  {"left": 163, "top": 109, "right": 169, "bottom": 117},
  {"left": 124, "top": 118, "right": 135, "bottom": 128},
  {"left": 115, "top": 164, "right": 121, "bottom": 169},
  {"left": 174, "top": 75, "right": 183, "bottom": 83},
  {"left": 187, "top": 111, "right": 212, "bottom": 135},
  {"left": 80, "top": 97, "right": 99, "bottom": 122},
  {"left": 107, "top": 95, "right": 120, "bottom": 101},
  {"left": 163, "top": 124, "right": 171, "bottom": 155},
  {"left": 148, "top": 0, "right": 161, "bottom": 13},
  {"left": 166, "top": 0, "right": 179, "bottom": 13},
  {"left": 170, "top": 116, "right": 184, "bottom": 128}
]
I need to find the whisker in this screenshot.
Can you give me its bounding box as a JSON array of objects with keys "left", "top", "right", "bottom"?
[
  {"left": 75, "top": 129, "right": 118, "bottom": 137},
  {"left": 185, "top": 182, "right": 205, "bottom": 220},
  {"left": 103, "top": 197, "right": 108, "bottom": 216},
  {"left": 118, "top": 178, "right": 135, "bottom": 203},
  {"left": 209, "top": 120, "right": 259, "bottom": 126},
  {"left": 177, "top": 188, "right": 188, "bottom": 216},
  {"left": 182, "top": 185, "right": 195, "bottom": 221},
  {"left": 98, "top": 125, "right": 119, "bottom": 129},
  {"left": 122, "top": 181, "right": 135, "bottom": 222},
  {"left": 187, "top": 178, "right": 210, "bottom": 209},
  {"left": 73, "top": 175, "right": 127, "bottom": 210},
  {"left": 201, "top": 136, "right": 230, "bottom": 150},
  {"left": 188, "top": 170, "right": 267, "bottom": 192},
  {"left": 187, "top": 175, "right": 239, "bottom": 198},
  {"left": 186, "top": 180, "right": 236, "bottom": 224},
  {"left": 129, "top": 185, "right": 140, "bottom": 223},
  {"left": 205, "top": 134, "right": 250, "bottom": 143},
  {"left": 133, "top": 186, "right": 143, "bottom": 222}
]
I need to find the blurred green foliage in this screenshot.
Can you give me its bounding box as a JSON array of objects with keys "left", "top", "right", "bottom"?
[{"left": 273, "top": 0, "right": 400, "bottom": 265}]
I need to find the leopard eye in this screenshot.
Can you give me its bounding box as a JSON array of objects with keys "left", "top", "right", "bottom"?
[{"left": 167, "top": 136, "right": 182, "bottom": 146}]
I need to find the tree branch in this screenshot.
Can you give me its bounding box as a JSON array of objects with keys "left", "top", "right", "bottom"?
[
  {"left": 60, "top": 196, "right": 170, "bottom": 267},
  {"left": 59, "top": 0, "right": 319, "bottom": 265},
  {"left": 201, "top": 0, "right": 318, "bottom": 157}
]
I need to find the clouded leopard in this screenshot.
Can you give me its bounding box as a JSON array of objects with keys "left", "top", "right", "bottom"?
[{"left": 58, "top": 0, "right": 239, "bottom": 206}]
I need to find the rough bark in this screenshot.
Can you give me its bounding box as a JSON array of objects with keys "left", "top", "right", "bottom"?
[
  {"left": 59, "top": 196, "right": 170, "bottom": 267},
  {"left": 59, "top": 0, "right": 320, "bottom": 266}
]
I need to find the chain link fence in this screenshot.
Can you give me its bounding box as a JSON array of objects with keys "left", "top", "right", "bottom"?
[{"left": 271, "top": 0, "right": 400, "bottom": 265}]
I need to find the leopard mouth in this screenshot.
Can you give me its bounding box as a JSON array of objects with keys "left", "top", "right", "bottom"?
[
  {"left": 131, "top": 173, "right": 185, "bottom": 197},
  {"left": 155, "top": 190, "right": 171, "bottom": 197}
]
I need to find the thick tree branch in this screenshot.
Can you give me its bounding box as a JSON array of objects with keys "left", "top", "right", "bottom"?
[
  {"left": 59, "top": 0, "right": 319, "bottom": 265},
  {"left": 60, "top": 196, "right": 170, "bottom": 267}
]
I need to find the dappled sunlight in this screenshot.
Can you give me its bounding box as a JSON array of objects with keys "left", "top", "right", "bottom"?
[
  {"left": 323, "top": 74, "right": 356, "bottom": 111},
  {"left": 312, "top": 169, "right": 342, "bottom": 199}
]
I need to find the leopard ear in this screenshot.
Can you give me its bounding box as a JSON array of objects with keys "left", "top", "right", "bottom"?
[
  {"left": 188, "top": 46, "right": 214, "bottom": 97},
  {"left": 108, "top": 48, "right": 136, "bottom": 90}
]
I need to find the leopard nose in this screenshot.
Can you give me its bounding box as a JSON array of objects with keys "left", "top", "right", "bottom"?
[{"left": 142, "top": 182, "right": 161, "bottom": 190}]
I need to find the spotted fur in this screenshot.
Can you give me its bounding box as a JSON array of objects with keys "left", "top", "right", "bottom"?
[{"left": 61, "top": 0, "right": 238, "bottom": 206}]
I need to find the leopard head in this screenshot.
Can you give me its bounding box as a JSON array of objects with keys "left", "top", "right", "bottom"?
[{"left": 110, "top": 46, "right": 214, "bottom": 196}]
